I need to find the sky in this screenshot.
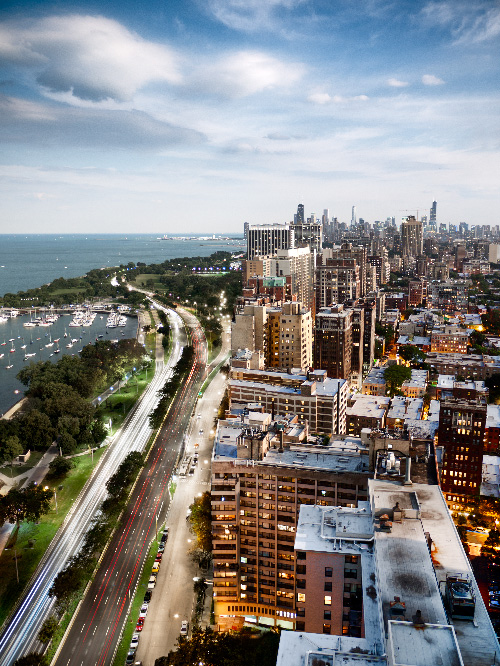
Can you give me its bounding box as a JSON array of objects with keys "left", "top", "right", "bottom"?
[{"left": 1, "top": 0, "right": 499, "bottom": 233}]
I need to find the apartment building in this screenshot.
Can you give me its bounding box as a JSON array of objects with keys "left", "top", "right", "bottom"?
[
  {"left": 430, "top": 325, "right": 469, "bottom": 354},
  {"left": 315, "top": 259, "right": 361, "bottom": 309},
  {"left": 267, "top": 301, "right": 313, "bottom": 372},
  {"left": 313, "top": 305, "right": 353, "bottom": 381},
  {"left": 438, "top": 397, "right": 487, "bottom": 507},
  {"left": 211, "top": 433, "right": 371, "bottom": 629},
  {"left": 276, "top": 480, "right": 500, "bottom": 666},
  {"left": 347, "top": 396, "right": 391, "bottom": 435},
  {"left": 229, "top": 369, "right": 348, "bottom": 434},
  {"left": 247, "top": 223, "right": 295, "bottom": 259}
]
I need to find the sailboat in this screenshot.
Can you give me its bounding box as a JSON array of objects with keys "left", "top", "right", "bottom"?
[
  {"left": 64, "top": 328, "right": 68, "bottom": 338},
  {"left": 10, "top": 340, "right": 15, "bottom": 353},
  {"left": 45, "top": 331, "right": 54, "bottom": 348},
  {"left": 54, "top": 340, "right": 60, "bottom": 354}
]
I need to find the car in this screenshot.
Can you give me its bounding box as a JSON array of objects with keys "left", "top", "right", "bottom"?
[
  {"left": 136, "top": 618, "right": 145, "bottom": 632},
  {"left": 144, "top": 590, "right": 152, "bottom": 602},
  {"left": 180, "top": 620, "right": 189, "bottom": 636},
  {"left": 189, "top": 467, "right": 195, "bottom": 475},
  {"left": 130, "top": 634, "right": 140, "bottom": 649},
  {"left": 152, "top": 562, "right": 160, "bottom": 574},
  {"left": 197, "top": 414, "right": 201, "bottom": 418},
  {"left": 199, "top": 429, "right": 203, "bottom": 435},
  {"left": 163, "top": 526, "right": 169, "bottom": 536},
  {"left": 148, "top": 576, "right": 156, "bottom": 589},
  {"left": 126, "top": 650, "right": 136, "bottom": 665},
  {"left": 155, "top": 552, "right": 163, "bottom": 562},
  {"left": 139, "top": 603, "right": 148, "bottom": 618},
  {"left": 160, "top": 533, "right": 167, "bottom": 544},
  {"left": 158, "top": 543, "right": 165, "bottom": 553}
]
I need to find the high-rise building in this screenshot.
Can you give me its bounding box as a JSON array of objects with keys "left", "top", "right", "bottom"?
[
  {"left": 314, "top": 306, "right": 353, "bottom": 380},
  {"left": 430, "top": 199, "right": 437, "bottom": 227},
  {"left": 247, "top": 224, "right": 295, "bottom": 259},
  {"left": 267, "top": 301, "right": 313, "bottom": 372},
  {"left": 438, "top": 397, "right": 487, "bottom": 508},
  {"left": 351, "top": 206, "right": 357, "bottom": 227},
  {"left": 316, "top": 259, "right": 361, "bottom": 310},
  {"left": 401, "top": 216, "right": 423, "bottom": 257},
  {"left": 323, "top": 243, "right": 368, "bottom": 297},
  {"left": 211, "top": 426, "right": 368, "bottom": 629},
  {"left": 296, "top": 203, "right": 304, "bottom": 224}
]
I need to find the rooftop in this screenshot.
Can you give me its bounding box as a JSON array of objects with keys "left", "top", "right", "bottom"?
[
  {"left": 262, "top": 444, "right": 369, "bottom": 474},
  {"left": 276, "top": 632, "right": 387, "bottom": 666},
  {"left": 487, "top": 404, "right": 500, "bottom": 429},
  {"left": 347, "top": 396, "right": 391, "bottom": 418}
]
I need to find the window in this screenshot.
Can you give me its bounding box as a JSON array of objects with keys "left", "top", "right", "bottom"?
[
  {"left": 324, "top": 582, "right": 332, "bottom": 592},
  {"left": 325, "top": 567, "right": 333, "bottom": 577},
  {"left": 323, "top": 624, "right": 331, "bottom": 634},
  {"left": 297, "top": 593, "right": 306, "bottom": 603},
  {"left": 296, "top": 621, "right": 305, "bottom": 631},
  {"left": 296, "top": 551, "right": 306, "bottom": 560},
  {"left": 324, "top": 595, "right": 332, "bottom": 606},
  {"left": 324, "top": 611, "right": 331, "bottom": 620}
]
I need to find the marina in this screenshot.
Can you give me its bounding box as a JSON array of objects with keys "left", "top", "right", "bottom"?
[{"left": 0, "top": 309, "right": 138, "bottom": 416}]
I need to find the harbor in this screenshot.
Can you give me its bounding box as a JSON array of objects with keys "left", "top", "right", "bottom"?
[{"left": 0, "top": 308, "right": 138, "bottom": 416}]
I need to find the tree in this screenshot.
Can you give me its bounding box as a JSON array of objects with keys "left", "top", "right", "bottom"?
[
  {"left": 2, "top": 435, "right": 23, "bottom": 474},
  {"left": 384, "top": 364, "right": 411, "bottom": 396},
  {"left": 485, "top": 373, "right": 500, "bottom": 404},
  {"left": 399, "top": 345, "right": 425, "bottom": 366},
  {"left": 189, "top": 492, "right": 212, "bottom": 553},
  {"left": 18, "top": 410, "right": 54, "bottom": 450},
  {"left": 13, "top": 654, "right": 47, "bottom": 666},
  {"left": 38, "top": 616, "right": 58, "bottom": 644},
  {"left": 48, "top": 456, "right": 73, "bottom": 478},
  {"left": 0, "top": 484, "right": 52, "bottom": 527}
]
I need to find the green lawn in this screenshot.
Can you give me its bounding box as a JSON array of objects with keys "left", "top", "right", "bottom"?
[
  {"left": 112, "top": 536, "right": 162, "bottom": 666},
  {"left": 97, "top": 366, "right": 152, "bottom": 436},
  {"left": 0, "top": 448, "right": 105, "bottom": 627}
]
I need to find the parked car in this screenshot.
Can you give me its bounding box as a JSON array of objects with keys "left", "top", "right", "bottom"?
[
  {"left": 155, "top": 552, "right": 163, "bottom": 562},
  {"left": 135, "top": 618, "right": 145, "bottom": 632},
  {"left": 180, "top": 620, "right": 189, "bottom": 636},
  {"left": 148, "top": 575, "right": 156, "bottom": 589},
  {"left": 163, "top": 526, "right": 169, "bottom": 536},
  {"left": 144, "top": 590, "right": 152, "bottom": 602},
  {"left": 139, "top": 603, "right": 148, "bottom": 618},
  {"left": 126, "top": 650, "right": 136, "bottom": 665},
  {"left": 158, "top": 543, "right": 165, "bottom": 553},
  {"left": 130, "top": 634, "right": 140, "bottom": 649},
  {"left": 189, "top": 467, "right": 195, "bottom": 475},
  {"left": 152, "top": 562, "right": 160, "bottom": 574}
]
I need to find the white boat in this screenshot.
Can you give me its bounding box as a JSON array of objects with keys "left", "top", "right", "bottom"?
[
  {"left": 21, "top": 344, "right": 26, "bottom": 349},
  {"left": 6, "top": 364, "right": 13, "bottom": 369},
  {"left": 10, "top": 310, "right": 19, "bottom": 318},
  {"left": 0, "top": 316, "right": 9, "bottom": 323},
  {"left": 0, "top": 353, "right": 3, "bottom": 359},
  {"left": 23, "top": 322, "right": 36, "bottom": 327}
]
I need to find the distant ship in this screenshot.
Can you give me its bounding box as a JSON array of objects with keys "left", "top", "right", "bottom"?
[{"left": 157, "top": 234, "right": 169, "bottom": 240}]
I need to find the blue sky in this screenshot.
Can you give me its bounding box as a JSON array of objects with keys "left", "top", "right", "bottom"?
[{"left": 1, "top": 0, "right": 499, "bottom": 233}]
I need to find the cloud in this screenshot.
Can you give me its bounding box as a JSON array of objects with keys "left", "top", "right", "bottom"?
[
  {"left": 204, "top": 0, "right": 305, "bottom": 32},
  {"left": 308, "top": 92, "right": 369, "bottom": 105},
  {"left": 387, "top": 78, "right": 409, "bottom": 88},
  {"left": 192, "top": 50, "right": 304, "bottom": 98},
  {"left": 0, "top": 15, "right": 180, "bottom": 102},
  {"left": 0, "top": 95, "right": 205, "bottom": 150},
  {"left": 420, "top": 2, "right": 500, "bottom": 44},
  {"left": 266, "top": 132, "right": 291, "bottom": 140},
  {"left": 422, "top": 74, "right": 445, "bottom": 85}
]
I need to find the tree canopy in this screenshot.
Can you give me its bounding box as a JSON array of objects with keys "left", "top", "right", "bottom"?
[
  {"left": 189, "top": 491, "right": 212, "bottom": 553},
  {"left": 384, "top": 364, "right": 411, "bottom": 396},
  {"left": 0, "top": 484, "right": 52, "bottom": 527}
]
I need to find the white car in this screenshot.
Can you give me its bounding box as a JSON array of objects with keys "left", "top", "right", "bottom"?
[
  {"left": 148, "top": 575, "right": 156, "bottom": 589},
  {"left": 139, "top": 603, "right": 148, "bottom": 618},
  {"left": 130, "top": 634, "right": 140, "bottom": 649},
  {"left": 180, "top": 620, "right": 189, "bottom": 636}
]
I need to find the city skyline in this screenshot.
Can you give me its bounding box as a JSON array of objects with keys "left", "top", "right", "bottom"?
[{"left": 1, "top": 0, "right": 499, "bottom": 233}]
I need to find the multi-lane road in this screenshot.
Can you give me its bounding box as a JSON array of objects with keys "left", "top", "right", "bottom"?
[
  {"left": 52, "top": 306, "right": 207, "bottom": 666},
  {"left": 0, "top": 307, "right": 193, "bottom": 666}
]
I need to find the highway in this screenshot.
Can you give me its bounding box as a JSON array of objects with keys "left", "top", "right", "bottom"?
[
  {"left": 0, "top": 308, "right": 185, "bottom": 666},
  {"left": 52, "top": 306, "right": 207, "bottom": 666}
]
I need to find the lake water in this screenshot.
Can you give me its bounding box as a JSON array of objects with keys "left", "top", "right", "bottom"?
[{"left": 0, "top": 234, "right": 244, "bottom": 297}]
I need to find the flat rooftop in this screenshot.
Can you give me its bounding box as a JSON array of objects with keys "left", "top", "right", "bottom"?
[
  {"left": 229, "top": 377, "right": 345, "bottom": 398},
  {"left": 263, "top": 446, "right": 369, "bottom": 473},
  {"left": 369, "top": 480, "right": 500, "bottom": 666},
  {"left": 276, "top": 632, "right": 387, "bottom": 666},
  {"left": 388, "top": 621, "right": 463, "bottom": 666},
  {"left": 347, "top": 396, "right": 390, "bottom": 418}
]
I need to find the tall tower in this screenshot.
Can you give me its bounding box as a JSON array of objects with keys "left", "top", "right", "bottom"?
[
  {"left": 297, "top": 203, "right": 305, "bottom": 224},
  {"left": 430, "top": 200, "right": 437, "bottom": 228},
  {"left": 351, "top": 206, "right": 357, "bottom": 227},
  {"left": 401, "top": 216, "right": 423, "bottom": 257}
]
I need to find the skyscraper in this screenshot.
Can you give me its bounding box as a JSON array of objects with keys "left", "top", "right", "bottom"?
[
  {"left": 296, "top": 203, "right": 304, "bottom": 224},
  {"left": 430, "top": 200, "right": 437, "bottom": 227},
  {"left": 401, "top": 216, "right": 423, "bottom": 257},
  {"left": 351, "top": 206, "right": 357, "bottom": 227}
]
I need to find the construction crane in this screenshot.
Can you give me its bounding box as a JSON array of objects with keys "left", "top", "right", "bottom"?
[{"left": 399, "top": 208, "right": 428, "bottom": 221}]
